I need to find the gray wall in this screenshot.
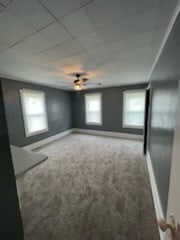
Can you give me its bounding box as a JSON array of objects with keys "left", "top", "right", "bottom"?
[
  {"left": 148, "top": 14, "right": 180, "bottom": 216},
  {"left": 72, "top": 84, "right": 147, "bottom": 135},
  {"left": 1, "top": 78, "right": 72, "bottom": 147},
  {"left": 0, "top": 81, "right": 24, "bottom": 239}
]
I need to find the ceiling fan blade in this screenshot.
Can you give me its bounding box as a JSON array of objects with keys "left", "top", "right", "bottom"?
[
  {"left": 55, "top": 81, "right": 72, "bottom": 85},
  {"left": 62, "top": 86, "right": 75, "bottom": 90},
  {"left": 83, "top": 83, "right": 102, "bottom": 86},
  {"left": 82, "top": 78, "right": 89, "bottom": 82},
  {"left": 67, "top": 72, "right": 88, "bottom": 78}
]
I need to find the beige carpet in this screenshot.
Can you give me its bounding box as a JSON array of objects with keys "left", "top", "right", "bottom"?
[{"left": 21, "top": 133, "right": 159, "bottom": 240}]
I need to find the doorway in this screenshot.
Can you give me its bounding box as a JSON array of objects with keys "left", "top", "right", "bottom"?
[{"left": 143, "top": 85, "right": 151, "bottom": 154}]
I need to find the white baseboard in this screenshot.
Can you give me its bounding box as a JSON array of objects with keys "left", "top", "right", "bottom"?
[
  {"left": 22, "top": 128, "right": 143, "bottom": 151},
  {"left": 73, "top": 128, "right": 143, "bottom": 141},
  {"left": 147, "top": 151, "right": 166, "bottom": 240},
  {"left": 23, "top": 129, "right": 73, "bottom": 151}
]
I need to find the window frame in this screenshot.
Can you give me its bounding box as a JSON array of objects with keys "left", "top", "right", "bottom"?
[
  {"left": 19, "top": 89, "right": 49, "bottom": 137},
  {"left": 85, "top": 93, "right": 102, "bottom": 126},
  {"left": 122, "top": 89, "right": 145, "bottom": 129}
]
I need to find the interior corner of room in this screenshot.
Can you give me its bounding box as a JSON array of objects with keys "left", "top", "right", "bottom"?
[{"left": 1, "top": 0, "right": 180, "bottom": 240}]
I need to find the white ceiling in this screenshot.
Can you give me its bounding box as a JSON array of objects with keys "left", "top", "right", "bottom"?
[{"left": 0, "top": 0, "right": 178, "bottom": 90}]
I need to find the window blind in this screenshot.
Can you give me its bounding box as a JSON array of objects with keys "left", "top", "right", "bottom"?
[
  {"left": 20, "top": 89, "right": 48, "bottom": 137},
  {"left": 85, "top": 93, "right": 102, "bottom": 125},
  {"left": 123, "top": 90, "right": 145, "bottom": 128}
]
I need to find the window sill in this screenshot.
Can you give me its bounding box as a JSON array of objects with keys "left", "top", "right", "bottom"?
[
  {"left": 85, "top": 122, "right": 102, "bottom": 126},
  {"left": 25, "top": 128, "right": 49, "bottom": 138},
  {"left": 122, "top": 125, "right": 144, "bottom": 129}
]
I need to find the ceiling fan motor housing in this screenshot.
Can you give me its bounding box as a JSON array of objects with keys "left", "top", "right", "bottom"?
[
  {"left": 74, "top": 74, "right": 89, "bottom": 85},
  {"left": 74, "top": 79, "right": 81, "bottom": 85}
]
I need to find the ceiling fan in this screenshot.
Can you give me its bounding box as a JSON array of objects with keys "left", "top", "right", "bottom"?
[{"left": 56, "top": 72, "right": 102, "bottom": 90}]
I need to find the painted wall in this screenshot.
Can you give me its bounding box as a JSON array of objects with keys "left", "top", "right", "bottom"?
[
  {"left": 166, "top": 80, "right": 180, "bottom": 229},
  {"left": 1, "top": 78, "right": 72, "bottom": 147},
  {"left": 148, "top": 13, "right": 180, "bottom": 216},
  {"left": 72, "top": 84, "right": 147, "bottom": 135},
  {"left": 0, "top": 81, "right": 24, "bottom": 239}
]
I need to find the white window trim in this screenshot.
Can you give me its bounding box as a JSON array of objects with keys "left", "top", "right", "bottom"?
[
  {"left": 122, "top": 89, "right": 145, "bottom": 129},
  {"left": 85, "top": 93, "right": 102, "bottom": 126},
  {"left": 20, "top": 89, "right": 49, "bottom": 137}
]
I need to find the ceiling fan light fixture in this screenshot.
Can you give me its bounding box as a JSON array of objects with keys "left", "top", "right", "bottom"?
[{"left": 74, "top": 84, "right": 82, "bottom": 91}]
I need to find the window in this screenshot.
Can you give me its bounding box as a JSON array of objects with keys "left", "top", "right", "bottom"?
[
  {"left": 20, "top": 89, "right": 48, "bottom": 137},
  {"left": 85, "top": 93, "right": 102, "bottom": 125},
  {"left": 123, "top": 90, "right": 145, "bottom": 128}
]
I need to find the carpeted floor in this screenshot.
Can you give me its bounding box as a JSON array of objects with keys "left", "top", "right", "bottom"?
[{"left": 21, "top": 133, "right": 160, "bottom": 240}]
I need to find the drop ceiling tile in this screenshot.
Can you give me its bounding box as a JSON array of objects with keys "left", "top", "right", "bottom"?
[
  {"left": 0, "top": 50, "right": 16, "bottom": 67},
  {"left": 96, "top": 62, "right": 119, "bottom": 76},
  {"left": 112, "top": 43, "right": 161, "bottom": 68},
  {"left": 84, "top": 0, "right": 160, "bottom": 29},
  {"left": 151, "top": 26, "right": 166, "bottom": 45},
  {"left": 0, "top": 4, "right": 4, "bottom": 11},
  {"left": 106, "top": 30, "right": 161, "bottom": 58},
  {"left": 40, "top": 22, "right": 72, "bottom": 46},
  {"left": 0, "top": 0, "right": 11, "bottom": 6},
  {"left": 4, "top": 64, "right": 29, "bottom": 76},
  {"left": 0, "top": 52, "right": 28, "bottom": 78},
  {"left": 134, "top": 31, "right": 160, "bottom": 47},
  {"left": 24, "top": 52, "right": 54, "bottom": 66},
  {"left": 20, "top": 64, "right": 55, "bottom": 77},
  {"left": 40, "top": 0, "right": 83, "bottom": 19},
  {"left": 97, "top": 7, "right": 157, "bottom": 46},
  {"left": 88, "top": 45, "right": 110, "bottom": 65},
  {"left": 0, "top": 29, "right": 17, "bottom": 51},
  {"left": 8, "top": 41, "right": 40, "bottom": 60},
  {"left": 0, "top": 34, "right": 10, "bottom": 51},
  {"left": 77, "top": 31, "right": 103, "bottom": 51},
  {"left": 0, "top": 10, "right": 35, "bottom": 46},
  {"left": 7, "top": 0, "right": 54, "bottom": 30},
  {"left": 96, "top": 1, "right": 176, "bottom": 47},
  {"left": 45, "top": 40, "right": 84, "bottom": 61},
  {"left": 158, "top": 0, "right": 177, "bottom": 3},
  {"left": 153, "top": 0, "right": 178, "bottom": 29},
  {"left": 59, "top": 52, "right": 97, "bottom": 71},
  {"left": 24, "top": 32, "right": 54, "bottom": 52},
  {"left": 61, "top": 8, "right": 95, "bottom": 37}
]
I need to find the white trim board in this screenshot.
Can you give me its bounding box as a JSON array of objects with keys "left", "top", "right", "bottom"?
[
  {"left": 146, "top": 151, "right": 166, "bottom": 240},
  {"left": 23, "top": 129, "right": 73, "bottom": 151},
  {"left": 73, "top": 128, "right": 143, "bottom": 141},
  {"left": 22, "top": 128, "right": 143, "bottom": 151}
]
